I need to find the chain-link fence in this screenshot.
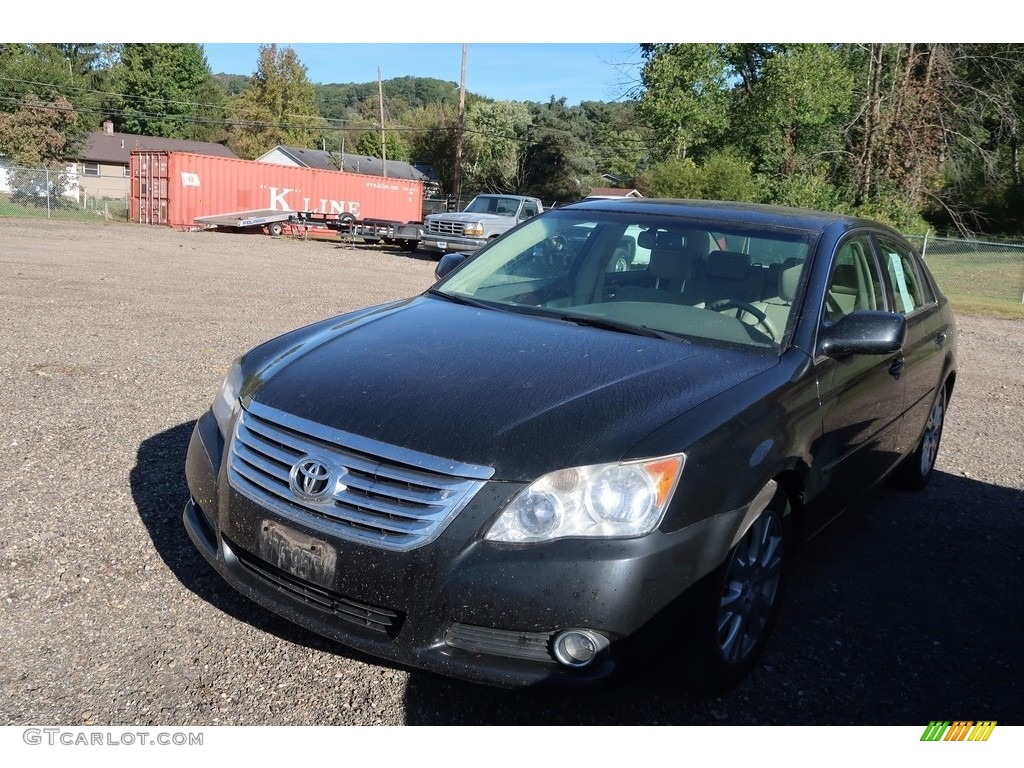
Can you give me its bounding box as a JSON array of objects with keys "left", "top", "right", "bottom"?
[
  {"left": 0, "top": 163, "right": 129, "bottom": 222},
  {"left": 907, "top": 233, "right": 1024, "bottom": 308}
]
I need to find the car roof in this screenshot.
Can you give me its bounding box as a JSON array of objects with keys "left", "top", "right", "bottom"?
[{"left": 559, "top": 197, "right": 889, "bottom": 236}]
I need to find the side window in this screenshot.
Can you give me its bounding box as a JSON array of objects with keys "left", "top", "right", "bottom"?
[
  {"left": 878, "top": 236, "right": 932, "bottom": 313},
  {"left": 824, "top": 237, "right": 886, "bottom": 323},
  {"left": 519, "top": 202, "right": 538, "bottom": 220}
]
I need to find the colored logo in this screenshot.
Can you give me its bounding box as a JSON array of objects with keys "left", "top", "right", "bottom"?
[{"left": 920, "top": 721, "right": 997, "bottom": 741}]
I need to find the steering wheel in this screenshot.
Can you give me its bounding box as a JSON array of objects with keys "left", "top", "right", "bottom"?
[
  {"left": 708, "top": 299, "right": 778, "bottom": 341},
  {"left": 544, "top": 235, "right": 568, "bottom": 262}
]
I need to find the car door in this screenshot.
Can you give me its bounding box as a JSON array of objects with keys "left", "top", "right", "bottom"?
[
  {"left": 807, "top": 234, "right": 906, "bottom": 531},
  {"left": 873, "top": 234, "right": 949, "bottom": 456}
]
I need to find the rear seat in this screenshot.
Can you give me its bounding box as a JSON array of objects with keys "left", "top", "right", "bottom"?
[{"left": 688, "top": 250, "right": 769, "bottom": 307}]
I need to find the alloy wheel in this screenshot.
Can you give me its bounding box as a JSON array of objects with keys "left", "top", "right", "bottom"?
[{"left": 716, "top": 511, "right": 785, "bottom": 666}]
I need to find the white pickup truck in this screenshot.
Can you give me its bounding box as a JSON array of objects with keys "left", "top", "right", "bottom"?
[{"left": 419, "top": 194, "right": 543, "bottom": 256}]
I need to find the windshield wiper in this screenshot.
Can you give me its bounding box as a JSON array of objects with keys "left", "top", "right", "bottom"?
[
  {"left": 557, "top": 313, "right": 684, "bottom": 341},
  {"left": 426, "top": 288, "right": 497, "bottom": 310}
]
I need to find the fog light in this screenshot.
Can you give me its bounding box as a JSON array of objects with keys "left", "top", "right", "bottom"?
[{"left": 552, "top": 629, "right": 607, "bottom": 668}]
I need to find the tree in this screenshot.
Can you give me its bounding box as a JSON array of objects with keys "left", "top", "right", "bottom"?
[
  {"left": 638, "top": 151, "right": 759, "bottom": 202},
  {"left": 113, "top": 44, "right": 224, "bottom": 141},
  {"left": 734, "top": 45, "right": 854, "bottom": 180},
  {"left": 226, "top": 45, "right": 325, "bottom": 159},
  {"left": 521, "top": 97, "right": 596, "bottom": 202},
  {"left": 580, "top": 100, "right": 650, "bottom": 185},
  {"left": 353, "top": 128, "right": 411, "bottom": 162},
  {"left": 405, "top": 103, "right": 459, "bottom": 195},
  {"left": 0, "top": 93, "right": 80, "bottom": 165},
  {"left": 636, "top": 44, "right": 731, "bottom": 163},
  {"left": 461, "top": 100, "right": 532, "bottom": 192},
  {"left": 0, "top": 93, "right": 81, "bottom": 205}
]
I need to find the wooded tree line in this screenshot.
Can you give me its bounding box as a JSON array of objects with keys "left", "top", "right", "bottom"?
[{"left": 2, "top": 42, "right": 1023, "bottom": 234}]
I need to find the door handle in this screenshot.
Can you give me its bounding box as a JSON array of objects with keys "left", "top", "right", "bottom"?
[{"left": 934, "top": 333, "right": 946, "bottom": 348}]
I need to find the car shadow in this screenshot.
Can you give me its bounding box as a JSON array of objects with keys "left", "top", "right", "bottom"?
[
  {"left": 128, "top": 420, "right": 407, "bottom": 673},
  {"left": 402, "top": 470, "right": 1024, "bottom": 725},
  {"left": 129, "top": 427, "right": 1022, "bottom": 724}
]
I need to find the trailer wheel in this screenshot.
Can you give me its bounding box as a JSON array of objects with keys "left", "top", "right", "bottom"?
[
  {"left": 267, "top": 222, "right": 284, "bottom": 237},
  {"left": 401, "top": 239, "right": 419, "bottom": 252}
]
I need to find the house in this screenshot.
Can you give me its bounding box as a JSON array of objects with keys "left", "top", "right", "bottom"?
[
  {"left": 257, "top": 145, "right": 434, "bottom": 189},
  {"left": 586, "top": 187, "right": 644, "bottom": 199},
  {"left": 76, "top": 121, "right": 237, "bottom": 200}
]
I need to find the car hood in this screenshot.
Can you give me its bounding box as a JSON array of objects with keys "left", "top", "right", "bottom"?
[
  {"left": 428, "top": 211, "right": 514, "bottom": 224},
  {"left": 243, "top": 296, "right": 778, "bottom": 481}
]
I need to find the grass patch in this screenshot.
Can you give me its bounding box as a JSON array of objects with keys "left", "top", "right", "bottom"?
[
  {"left": 946, "top": 294, "right": 1024, "bottom": 320},
  {"left": 0, "top": 194, "right": 129, "bottom": 222},
  {"left": 925, "top": 252, "right": 1024, "bottom": 303}
]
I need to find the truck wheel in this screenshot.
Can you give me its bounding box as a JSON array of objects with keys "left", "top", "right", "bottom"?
[
  {"left": 267, "top": 222, "right": 284, "bottom": 237},
  {"left": 401, "top": 240, "right": 418, "bottom": 252}
]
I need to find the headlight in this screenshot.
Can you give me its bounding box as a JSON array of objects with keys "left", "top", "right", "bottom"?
[
  {"left": 211, "top": 358, "right": 243, "bottom": 436},
  {"left": 463, "top": 222, "right": 485, "bottom": 237},
  {"left": 485, "top": 455, "right": 684, "bottom": 543}
]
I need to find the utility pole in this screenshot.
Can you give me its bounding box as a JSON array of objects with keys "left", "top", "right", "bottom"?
[
  {"left": 453, "top": 44, "right": 467, "bottom": 206},
  {"left": 378, "top": 66, "right": 387, "bottom": 177}
]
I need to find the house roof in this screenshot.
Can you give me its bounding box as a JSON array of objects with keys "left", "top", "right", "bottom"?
[
  {"left": 263, "top": 145, "right": 428, "bottom": 182},
  {"left": 81, "top": 131, "right": 238, "bottom": 165},
  {"left": 587, "top": 187, "right": 644, "bottom": 198}
]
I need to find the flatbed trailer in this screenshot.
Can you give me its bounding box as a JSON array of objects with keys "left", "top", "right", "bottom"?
[
  {"left": 194, "top": 209, "right": 298, "bottom": 235},
  {"left": 340, "top": 217, "right": 422, "bottom": 251},
  {"left": 194, "top": 208, "right": 421, "bottom": 249}
]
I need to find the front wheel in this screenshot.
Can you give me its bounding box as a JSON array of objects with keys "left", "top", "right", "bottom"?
[
  {"left": 894, "top": 386, "right": 946, "bottom": 490},
  {"left": 682, "top": 488, "right": 791, "bottom": 693}
]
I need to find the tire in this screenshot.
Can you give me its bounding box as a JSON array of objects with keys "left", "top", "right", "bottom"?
[
  {"left": 401, "top": 239, "right": 419, "bottom": 253},
  {"left": 894, "top": 386, "right": 946, "bottom": 491},
  {"left": 267, "top": 222, "right": 284, "bottom": 237},
  {"left": 682, "top": 487, "right": 791, "bottom": 694}
]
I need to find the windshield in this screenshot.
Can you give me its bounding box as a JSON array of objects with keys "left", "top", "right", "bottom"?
[
  {"left": 463, "top": 196, "right": 522, "bottom": 216},
  {"left": 434, "top": 209, "right": 816, "bottom": 350}
]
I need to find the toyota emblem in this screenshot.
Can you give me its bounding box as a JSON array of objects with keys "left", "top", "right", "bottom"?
[{"left": 289, "top": 456, "right": 339, "bottom": 502}]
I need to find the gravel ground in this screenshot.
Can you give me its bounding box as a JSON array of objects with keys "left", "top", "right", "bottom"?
[{"left": 1, "top": 218, "right": 1021, "bottom": 726}]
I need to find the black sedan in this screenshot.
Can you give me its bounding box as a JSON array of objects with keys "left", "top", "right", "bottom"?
[{"left": 183, "top": 198, "right": 957, "bottom": 691}]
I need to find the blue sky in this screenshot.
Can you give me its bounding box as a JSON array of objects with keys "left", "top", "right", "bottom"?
[{"left": 201, "top": 44, "right": 644, "bottom": 106}]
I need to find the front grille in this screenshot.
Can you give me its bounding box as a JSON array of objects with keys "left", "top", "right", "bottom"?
[
  {"left": 228, "top": 400, "right": 492, "bottom": 552},
  {"left": 426, "top": 220, "right": 465, "bottom": 237},
  {"left": 444, "top": 623, "right": 557, "bottom": 663},
  {"left": 231, "top": 538, "right": 403, "bottom": 636}
]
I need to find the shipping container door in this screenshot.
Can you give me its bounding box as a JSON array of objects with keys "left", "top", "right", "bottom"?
[{"left": 131, "top": 151, "right": 169, "bottom": 225}]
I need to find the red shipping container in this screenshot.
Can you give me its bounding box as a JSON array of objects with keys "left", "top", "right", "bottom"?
[{"left": 130, "top": 151, "right": 423, "bottom": 229}]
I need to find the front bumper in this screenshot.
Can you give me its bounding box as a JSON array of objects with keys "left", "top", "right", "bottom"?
[
  {"left": 183, "top": 410, "right": 731, "bottom": 688},
  {"left": 419, "top": 234, "right": 486, "bottom": 255}
]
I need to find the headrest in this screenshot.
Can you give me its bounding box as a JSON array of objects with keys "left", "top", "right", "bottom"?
[
  {"left": 650, "top": 248, "right": 690, "bottom": 283},
  {"left": 779, "top": 259, "right": 804, "bottom": 302},
  {"left": 704, "top": 250, "right": 751, "bottom": 280}
]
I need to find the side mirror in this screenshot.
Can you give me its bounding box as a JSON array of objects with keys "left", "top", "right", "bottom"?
[
  {"left": 820, "top": 311, "right": 907, "bottom": 358},
  {"left": 434, "top": 252, "right": 469, "bottom": 280}
]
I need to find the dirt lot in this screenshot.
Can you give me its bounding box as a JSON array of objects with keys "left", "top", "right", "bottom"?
[{"left": 1, "top": 218, "right": 1021, "bottom": 726}]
